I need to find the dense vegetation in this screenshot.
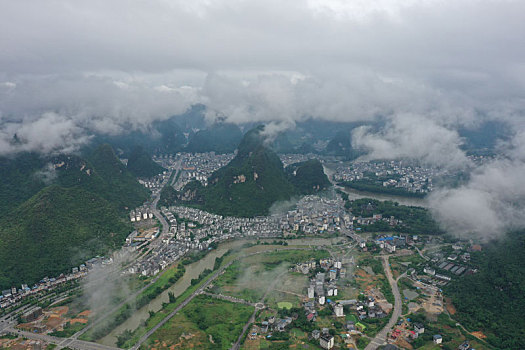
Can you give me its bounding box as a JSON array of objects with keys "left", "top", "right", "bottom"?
[
  {"left": 347, "top": 198, "right": 442, "bottom": 234},
  {"left": 182, "top": 295, "right": 254, "bottom": 349},
  {"left": 0, "top": 144, "right": 149, "bottom": 289},
  {"left": 186, "top": 123, "right": 243, "bottom": 154},
  {"left": 200, "top": 126, "right": 296, "bottom": 216},
  {"left": 0, "top": 186, "right": 131, "bottom": 289},
  {"left": 285, "top": 159, "right": 331, "bottom": 194},
  {"left": 162, "top": 126, "right": 332, "bottom": 217},
  {"left": 87, "top": 144, "right": 150, "bottom": 210},
  {"left": 126, "top": 146, "right": 165, "bottom": 178},
  {"left": 445, "top": 231, "right": 525, "bottom": 349},
  {"left": 0, "top": 153, "right": 48, "bottom": 216},
  {"left": 340, "top": 179, "right": 427, "bottom": 198}
]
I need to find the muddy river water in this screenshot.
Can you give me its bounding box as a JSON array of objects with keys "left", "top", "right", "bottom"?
[{"left": 100, "top": 237, "right": 343, "bottom": 346}]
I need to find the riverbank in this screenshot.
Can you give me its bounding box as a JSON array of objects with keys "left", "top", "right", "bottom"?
[{"left": 99, "top": 236, "right": 345, "bottom": 347}]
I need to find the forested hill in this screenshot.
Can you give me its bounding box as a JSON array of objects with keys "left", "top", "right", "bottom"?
[
  {"left": 445, "top": 231, "right": 525, "bottom": 349},
  {"left": 88, "top": 144, "right": 150, "bottom": 210},
  {"left": 126, "top": 146, "right": 165, "bottom": 178},
  {"left": 195, "top": 126, "right": 296, "bottom": 217},
  {"left": 0, "top": 144, "right": 149, "bottom": 289},
  {"left": 161, "top": 126, "right": 331, "bottom": 217},
  {"left": 285, "top": 159, "right": 331, "bottom": 194},
  {"left": 0, "top": 186, "right": 132, "bottom": 289}
]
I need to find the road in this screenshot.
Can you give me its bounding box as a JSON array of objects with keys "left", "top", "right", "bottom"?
[
  {"left": 131, "top": 247, "right": 310, "bottom": 350},
  {"left": 365, "top": 255, "right": 402, "bottom": 350},
  {"left": 231, "top": 271, "right": 287, "bottom": 350},
  {"left": 4, "top": 327, "right": 121, "bottom": 350},
  {"left": 130, "top": 259, "right": 236, "bottom": 350}
]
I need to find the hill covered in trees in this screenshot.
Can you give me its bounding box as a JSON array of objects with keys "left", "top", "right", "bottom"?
[
  {"left": 0, "top": 186, "right": 132, "bottom": 289},
  {"left": 345, "top": 197, "right": 442, "bottom": 234},
  {"left": 162, "top": 126, "right": 331, "bottom": 217},
  {"left": 0, "top": 144, "right": 149, "bottom": 289},
  {"left": 325, "top": 130, "right": 365, "bottom": 160},
  {"left": 126, "top": 146, "right": 165, "bottom": 178},
  {"left": 445, "top": 231, "right": 525, "bottom": 349},
  {"left": 285, "top": 159, "right": 331, "bottom": 194}
]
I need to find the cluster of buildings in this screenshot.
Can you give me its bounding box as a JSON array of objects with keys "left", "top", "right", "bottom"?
[
  {"left": 331, "top": 160, "right": 447, "bottom": 194},
  {"left": 137, "top": 171, "right": 169, "bottom": 190},
  {"left": 282, "top": 195, "right": 350, "bottom": 235},
  {"left": 166, "top": 152, "right": 235, "bottom": 189},
  {"left": 166, "top": 206, "right": 282, "bottom": 239},
  {"left": 354, "top": 211, "right": 403, "bottom": 230},
  {"left": 129, "top": 207, "right": 154, "bottom": 222},
  {"left": 279, "top": 153, "right": 321, "bottom": 167},
  {"left": 422, "top": 252, "right": 474, "bottom": 285},
  {"left": 0, "top": 256, "right": 113, "bottom": 309}
]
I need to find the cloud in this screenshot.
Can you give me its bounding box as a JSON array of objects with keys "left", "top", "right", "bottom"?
[
  {"left": 351, "top": 113, "right": 470, "bottom": 168},
  {"left": 428, "top": 157, "right": 525, "bottom": 240},
  {"left": 0, "top": 75, "right": 199, "bottom": 155},
  {"left": 0, "top": 0, "right": 524, "bottom": 140},
  {"left": 0, "top": 112, "right": 92, "bottom": 156}
]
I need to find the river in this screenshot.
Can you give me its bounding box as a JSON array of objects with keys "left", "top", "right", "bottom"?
[
  {"left": 99, "top": 237, "right": 343, "bottom": 346},
  {"left": 323, "top": 164, "right": 429, "bottom": 208}
]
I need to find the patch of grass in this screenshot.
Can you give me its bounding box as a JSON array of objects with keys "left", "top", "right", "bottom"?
[
  {"left": 145, "top": 295, "right": 253, "bottom": 350},
  {"left": 277, "top": 302, "right": 293, "bottom": 310}
]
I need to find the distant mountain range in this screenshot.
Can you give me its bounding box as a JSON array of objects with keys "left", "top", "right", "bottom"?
[
  {"left": 160, "top": 125, "right": 331, "bottom": 217},
  {"left": 0, "top": 144, "right": 149, "bottom": 289},
  {"left": 186, "top": 123, "right": 243, "bottom": 154}
]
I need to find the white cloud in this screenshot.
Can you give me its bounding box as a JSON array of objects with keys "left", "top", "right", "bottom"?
[{"left": 351, "top": 114, "right": 470, "bottom": 168}]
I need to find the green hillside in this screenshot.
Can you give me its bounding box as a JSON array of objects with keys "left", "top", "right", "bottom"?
[
  {"left": 200, "top": 126, "right": 295, "bottom": 216},
  {"left": 127, "top": 146, "right": 165, "bottom": 178},
  {"left": 285, "top": 159, "right": 331, "bottom": 194},
  {"left": 325, "top": 130, "right": 364, "bottom": 160},
  {"left": 162, "top": 126, "right": 331, "bottom": 217},
  {"left": 0, "top": 144, "right": 149, "bottom": 289},
  {"left": 0, "top": 186, "right": 132, "bottom": 289},
  {"left": 0, "top": 153, "right": 47, "bottom": 217},
  {"left": 445, "top": 231, "right": 525, "bottom": 349},
  {"left": 88, "top": 144, "right": 150, "bottom": 210}
]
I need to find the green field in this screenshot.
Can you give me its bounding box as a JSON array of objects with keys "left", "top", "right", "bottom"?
[
  {"left": 277, "top": 302, "right": 293, "bottom": 310},
  {"left": 145, "top": 295, "right": 253, "bottom": 350},
  {"left": 213, "top": 249, "right": 328, "bottom": 303}
]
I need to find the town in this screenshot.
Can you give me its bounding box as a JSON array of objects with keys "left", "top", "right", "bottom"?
[{"left": 0, "top": 153, "right": 490, "bottom": 350}]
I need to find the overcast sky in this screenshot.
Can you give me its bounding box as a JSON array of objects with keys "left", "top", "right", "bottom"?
[{"left": 1, "top": 0, "right": 525, "bottom": 238}]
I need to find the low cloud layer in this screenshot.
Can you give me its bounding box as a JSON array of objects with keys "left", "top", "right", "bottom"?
[
  {"left": 351, "top": 114, "right": 470, "bottom": 168},
  {"left": 1, "top": 0, "right": 525, "bottom": 156},
  {"left": 429, "top": 157, "right": 525, "bottom": 240}
]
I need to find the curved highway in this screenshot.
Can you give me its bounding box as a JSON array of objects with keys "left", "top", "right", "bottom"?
[{"left": 365, "top": 255, "right": 402, "bottom": 350}]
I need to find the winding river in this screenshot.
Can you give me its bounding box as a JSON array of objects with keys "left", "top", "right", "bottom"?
[
  {"left": 323, "top": 164, "right": 430, "bottom": 208},
  {"left": 99, "top": 237, "right": 343, "bottom": 346}
]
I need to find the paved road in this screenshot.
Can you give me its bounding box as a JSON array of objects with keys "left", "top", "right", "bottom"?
[
  {"left": 130, "top": 259, "right": 236, "bottom": 350},
  {"left": 5, "top": 327, "right": 121, "bottom": 350},
  {"left": 365, "top": 255, "right": 402, "bottom": 350},
  {"left": 72, "top": 261, "right": 169, "bottom": 340},
  {"left": 131, "top": 247, "right": 310, "bottom": 350}
]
